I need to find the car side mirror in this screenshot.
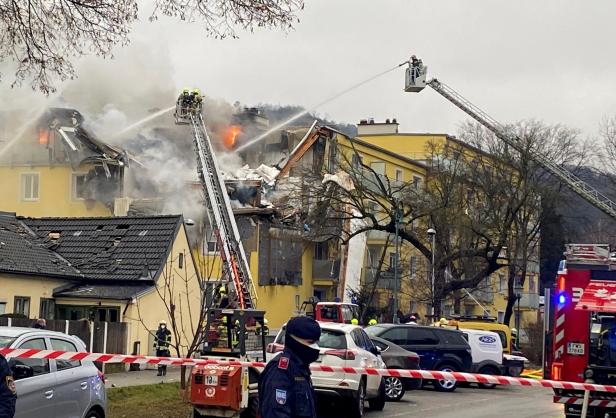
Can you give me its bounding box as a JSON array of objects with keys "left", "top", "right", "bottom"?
[
  {"left": 370, "top": 346, "right": 380, "bottom": 356},
  {"left": 11, "top": 363, "right": 34, "bottom": 380}
]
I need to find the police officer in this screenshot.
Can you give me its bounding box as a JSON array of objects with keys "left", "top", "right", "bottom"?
[
  {"left": 259, "top": 316, "right": 321, "bottom": 418},
  {"left": 153, "top": 320, "right": 172, "bottom": 376},
  {"left": 0, "top": 353, "right": 16, "bottom": 418}
]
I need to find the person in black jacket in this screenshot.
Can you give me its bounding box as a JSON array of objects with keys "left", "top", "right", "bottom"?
[
  {"left": 0, "top": 353, "right": 16, "bottom": 418},
  {"left": 258, "top": 316, "right": 321, "bottom": 418}
]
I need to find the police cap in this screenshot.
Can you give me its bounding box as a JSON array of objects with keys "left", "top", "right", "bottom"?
[{"left": 287, "top": 316, "right": 321, "bottom": 342}]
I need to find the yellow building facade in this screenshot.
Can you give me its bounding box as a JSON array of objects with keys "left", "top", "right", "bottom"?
[{"left": 358, "top": 120, "right": 541, "bottom": 328}]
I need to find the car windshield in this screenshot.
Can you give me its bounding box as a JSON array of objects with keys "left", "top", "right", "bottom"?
[
  {"left": 277, "top": 328, "right": 347, "bottom": 349},
  {"left": 0, "top": 336, "right": 16, "bottom": 348}
]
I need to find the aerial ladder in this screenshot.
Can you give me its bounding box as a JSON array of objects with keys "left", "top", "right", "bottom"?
[
  {"left": 174, "top": 98, "right": 257, "bottom": 310},
  {"left": 402, "top": 57, "right": 616, "bottom": 220}
]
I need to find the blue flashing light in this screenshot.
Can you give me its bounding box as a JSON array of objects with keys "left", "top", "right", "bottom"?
[{"left": 558, "top": 294, "right": 566, "bottom": 305}]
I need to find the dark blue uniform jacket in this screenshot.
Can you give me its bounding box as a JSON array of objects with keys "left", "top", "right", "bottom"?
[
  {"left": 0, "top": 354, "right": 16, "bottom": 418},
  {"left": 258, "top": 348, "right": 316, "bottom": 418}
]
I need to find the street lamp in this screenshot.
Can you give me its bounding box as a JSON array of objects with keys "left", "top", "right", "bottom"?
[
  {"left": 392, "top": 207, "right": 403, "bottom": 324},
  {"left": 427, "top": 228, "right": 436, "bottom": 319}
]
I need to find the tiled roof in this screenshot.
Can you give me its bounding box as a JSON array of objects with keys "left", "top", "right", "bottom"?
[
  {"left": 21, "top": 215, "right": 182, "bottom": 281},
  {"left": 0, "top": 212, "right": 82, "bottom": 279}
]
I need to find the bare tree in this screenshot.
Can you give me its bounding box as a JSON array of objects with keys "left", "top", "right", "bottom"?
[
  {"left": 0, "top": 0, "right": 304, "bottom": 93},
  {"left": 133, "top": 249, "right": 219, "bottom": 390}
]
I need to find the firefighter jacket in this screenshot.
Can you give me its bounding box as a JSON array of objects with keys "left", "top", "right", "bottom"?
[
  {"left": 0, "top": 354, "right": 16, "bottom": 418},
  {"left": 258, "top": 348, "right": 316, "bottom": 418},
  {"left": 154, "top": 327, "right": 172, "bottom": 352}
]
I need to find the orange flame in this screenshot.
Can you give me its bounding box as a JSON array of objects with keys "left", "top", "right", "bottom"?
[
  {"left": 38, "top": 128, "right": 49, "bottom": 145},
  {"left": 224, "top": 125, "right": 242, "bottom": 149}
]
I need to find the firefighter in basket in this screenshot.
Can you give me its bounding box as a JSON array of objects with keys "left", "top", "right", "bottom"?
[
  {"left": 175, "top": 88, "right": 190, "bottom": 120},
  {"left": 154, "top": 320, "right": 172, "bottom": 376},
  {"left": 190, "top": 88, "right": 203, "bottom": 114}
]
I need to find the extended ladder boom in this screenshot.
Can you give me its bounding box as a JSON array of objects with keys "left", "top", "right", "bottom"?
[
  {"left": 183, "top": 110, "right": 257, "bottom": 309},
  {"left": 403, "top": 59, "right": 616, "bottom": 219}
]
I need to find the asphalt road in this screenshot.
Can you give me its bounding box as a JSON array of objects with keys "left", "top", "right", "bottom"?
[{"left": 320, "top": 385, "right": 563, "bottom": 418}]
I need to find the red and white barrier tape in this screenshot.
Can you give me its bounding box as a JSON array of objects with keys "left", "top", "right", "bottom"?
[
  {"left": 2, "top": 348, "right": 615, "bottom": 393},
  {"left": 554, "top": 396, "right": 616, "bottom": 408}
]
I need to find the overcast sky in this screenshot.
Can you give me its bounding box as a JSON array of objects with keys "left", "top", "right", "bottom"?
[{"left": 4, "top": 0, "right": 616, "bottom": 140}]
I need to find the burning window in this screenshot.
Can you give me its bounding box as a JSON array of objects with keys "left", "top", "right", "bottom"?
[
  {"left": 72, "top": 173, "right": 87, "bottom": 200},
  {"left": 223, "top": 125, "right": 242, "bottom": 149},
  {"left": 21, "top": 173, "right": 40, "bottom": 200}
]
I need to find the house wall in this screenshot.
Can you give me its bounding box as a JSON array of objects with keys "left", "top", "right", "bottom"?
[
  {"left": 124, "top": 226, "right": 203, "bottom": 357},
  {"left": 0, "top": 165, "right": 112, "bottom": 217},
  {"left": 0, "top": 274, "right": 66, "bottom": 317},
  {"left": 356, "top": 133, "right": 449, "bottom": 162}
]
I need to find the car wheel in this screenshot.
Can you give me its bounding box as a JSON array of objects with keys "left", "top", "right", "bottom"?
[
  {"left": 384, "top": 376, "right": 405, "bottom": 401},
  {"left": 434, "top": 365, "right": 458, "bottom": 392},
  {"left": 86, "top": 409, "right": 102, "bottom": 418},
  {"left": 368, "top": 379, "right": 386, "bottom": 411},
  {"left": 478, "top": 366, "right": 499, "bottom": 389},
  {"left": 349, "top": 379, "right": 366, "bottom": 418}
]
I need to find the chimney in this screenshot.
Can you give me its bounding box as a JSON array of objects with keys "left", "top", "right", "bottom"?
[{"left": 357, "top": 118, "right": 400, "bottom": 136}]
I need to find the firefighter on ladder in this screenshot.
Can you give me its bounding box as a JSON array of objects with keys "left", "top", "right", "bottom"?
[{"left": 154, "top": 320, "right": 172, "bottom": 376}]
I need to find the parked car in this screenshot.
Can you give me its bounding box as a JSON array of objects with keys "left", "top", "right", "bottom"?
[
  {"left": 369, "top": 336, "right": 421, "bottom": 401},
  {"left": 365, "top": 324, "right": 472, "bottom": 392},
  {"left": 459, "top": 328, "right": 504, "bottom": 389},
  {"left": 0, "top": 326, "right": 107, "bottom": 418},
  {"left": 267, "top": 322, "right": 386, "bottom": 417}
]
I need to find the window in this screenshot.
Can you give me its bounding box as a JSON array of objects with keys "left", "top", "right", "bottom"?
[
  {"left": 352, "top": 328, "right": 375, "bottom": 351},
  {"left": 314, "top": 242, "right": 328, "bottom": 260},
  {"left": 380, "top": 327, "right": 408, "bottom": 346},
  {"left": 39, "top": 298, "right": 55, "bottom": 320},
  {"left": 412, "top": 176, "right": 422, "bottom": 190},
  {"left": 95, "top": 307, "right": 119, "bottom": 322},
  {"left": 529, "top": 276, "right": 536, "bottom": 293},
  {"left": 14, "top": 296, "right": 30, "bottom": 317},
  {"left": 21, "top": 173, "right": 39, "bottom": 200},
  {"left": 395, "top": 169, "right": 403, "bottom": 182},
  {"left": 72, "top": 173, "right": 87, "bottom": 200},
  {"left": 50, "top": 339, "right": 81, "bottom": 370},
  {"left": 406, "top": 328, "right": 439, "bottom": 345},
  {"left": 499, "top": 274, "right": 506, "bottom": 293},
  {"left": 276, "top": 328, "right": 347, "bottom": 350},
  {"left": 341, "top": 306, "right": 353, "bottom": 323},
  {"left": 0, "top": 302, "right": 5, "bottom": 315},
  {"left": 389, "top": 253, "right": 397, "bottom": 271},
  {"left": 178, "top": 253, "right": 184, "bottom": 269},
  {"left": 373, "top": 340, "right": 388, "bottom": 352},
  {"left": 12, "top": 338, "right": 50, "bottom": 378},
  {"left": 319, "top": 305, "right": 339, "bottom": 321},
  {"left": 370, "top": 161, "right": 386, "bottom": 175},
  {"left": 409, "top": 256, "right": 417, "bottom": 277},
  {"left": 204, "top": 227, "right": 218, "bottom": 253}
]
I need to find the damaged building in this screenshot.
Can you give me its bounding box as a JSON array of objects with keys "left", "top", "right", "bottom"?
[{"left": 0, "top": 108, "right": 130, "bottom": 218}]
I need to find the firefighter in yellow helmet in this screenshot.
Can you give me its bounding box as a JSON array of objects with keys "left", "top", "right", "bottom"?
[
  {"left": 154, "top": 320, "right": 172, "bottom": 376},
  {"left": 351, "top": 318, "right": 359, "bottom": 326},
  {"left": 217, "top": 316, "right": 229, "bottom": 348},
  {"left": 368, "top": 318, "right": 377, "bottom": 326}
]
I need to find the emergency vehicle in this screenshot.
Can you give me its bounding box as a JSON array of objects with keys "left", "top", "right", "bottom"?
[{"left": 545, "top": 244, "right": 616, "bottom": 418}]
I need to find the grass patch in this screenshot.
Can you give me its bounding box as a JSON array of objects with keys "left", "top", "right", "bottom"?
[{"left": 108, "top": 382, "right": 191, "bottom": 418}]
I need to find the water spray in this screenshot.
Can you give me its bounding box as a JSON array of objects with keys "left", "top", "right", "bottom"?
[
  {"left": 112, "top": 105, "right": 175, "bottom": 138},
  {"left": 236, "top": 64, "right": 401, "bottom": 152}
]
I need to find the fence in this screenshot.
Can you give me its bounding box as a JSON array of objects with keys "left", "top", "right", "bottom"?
[{"left": 0, "top": 317, "right": 128, "bottom": 355}]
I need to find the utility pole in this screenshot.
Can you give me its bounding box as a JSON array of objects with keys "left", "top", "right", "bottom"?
[{"left": 427, "top": 228, "right": 436, "bottom": 319}]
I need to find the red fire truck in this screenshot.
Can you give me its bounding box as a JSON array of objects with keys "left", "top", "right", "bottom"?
[{"left": 546, "top": 244, "right": 616, "bottom": 418}]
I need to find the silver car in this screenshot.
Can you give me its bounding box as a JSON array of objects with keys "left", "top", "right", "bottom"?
[{"left": 0, "top": 327, "right": 107, "bottom": 418}]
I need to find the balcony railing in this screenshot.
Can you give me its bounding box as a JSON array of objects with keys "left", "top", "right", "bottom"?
[{"left": 312, "top": 259, "right": 341, "bottom": 280}]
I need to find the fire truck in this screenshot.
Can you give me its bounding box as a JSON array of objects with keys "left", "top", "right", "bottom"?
[
  {"left": 174, "top": 95, "right": 265, "bottom": 418},
  {"left": 542, "top": 244, "right": 616, "bottom": 418}
]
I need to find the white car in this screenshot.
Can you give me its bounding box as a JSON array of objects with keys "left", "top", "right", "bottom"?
[
  {"left": 267, "top": 322, "right": 386, "bottom": 418},
  {"left": 460, "top": 328, "right": 505, "bottom": 389}
]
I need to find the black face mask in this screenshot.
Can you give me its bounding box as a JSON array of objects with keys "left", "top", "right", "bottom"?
[{"left": 286, "top": 335, "right": 320, "bottom": 366}]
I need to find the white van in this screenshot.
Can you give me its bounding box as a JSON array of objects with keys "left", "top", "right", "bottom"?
[{"left": 460, "top": 328, "right": 504, "bottom": 389}]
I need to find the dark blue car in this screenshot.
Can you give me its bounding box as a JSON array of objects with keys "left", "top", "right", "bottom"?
[{"left": 365, "top": 324, "right": 472, "bottom": 392}]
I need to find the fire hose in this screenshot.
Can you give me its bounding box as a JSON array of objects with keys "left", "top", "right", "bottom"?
[{"left": 1, "top": 347, "right": 615, "bottom": 394}]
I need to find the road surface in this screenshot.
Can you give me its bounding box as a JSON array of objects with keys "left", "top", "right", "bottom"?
[{"left": 321, "top": 385, "right": 563, "bottom": 418}]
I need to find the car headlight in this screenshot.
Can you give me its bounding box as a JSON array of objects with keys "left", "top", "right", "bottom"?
[{"left": 585, "top": 369, "right": 594, "bottom": 379}]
